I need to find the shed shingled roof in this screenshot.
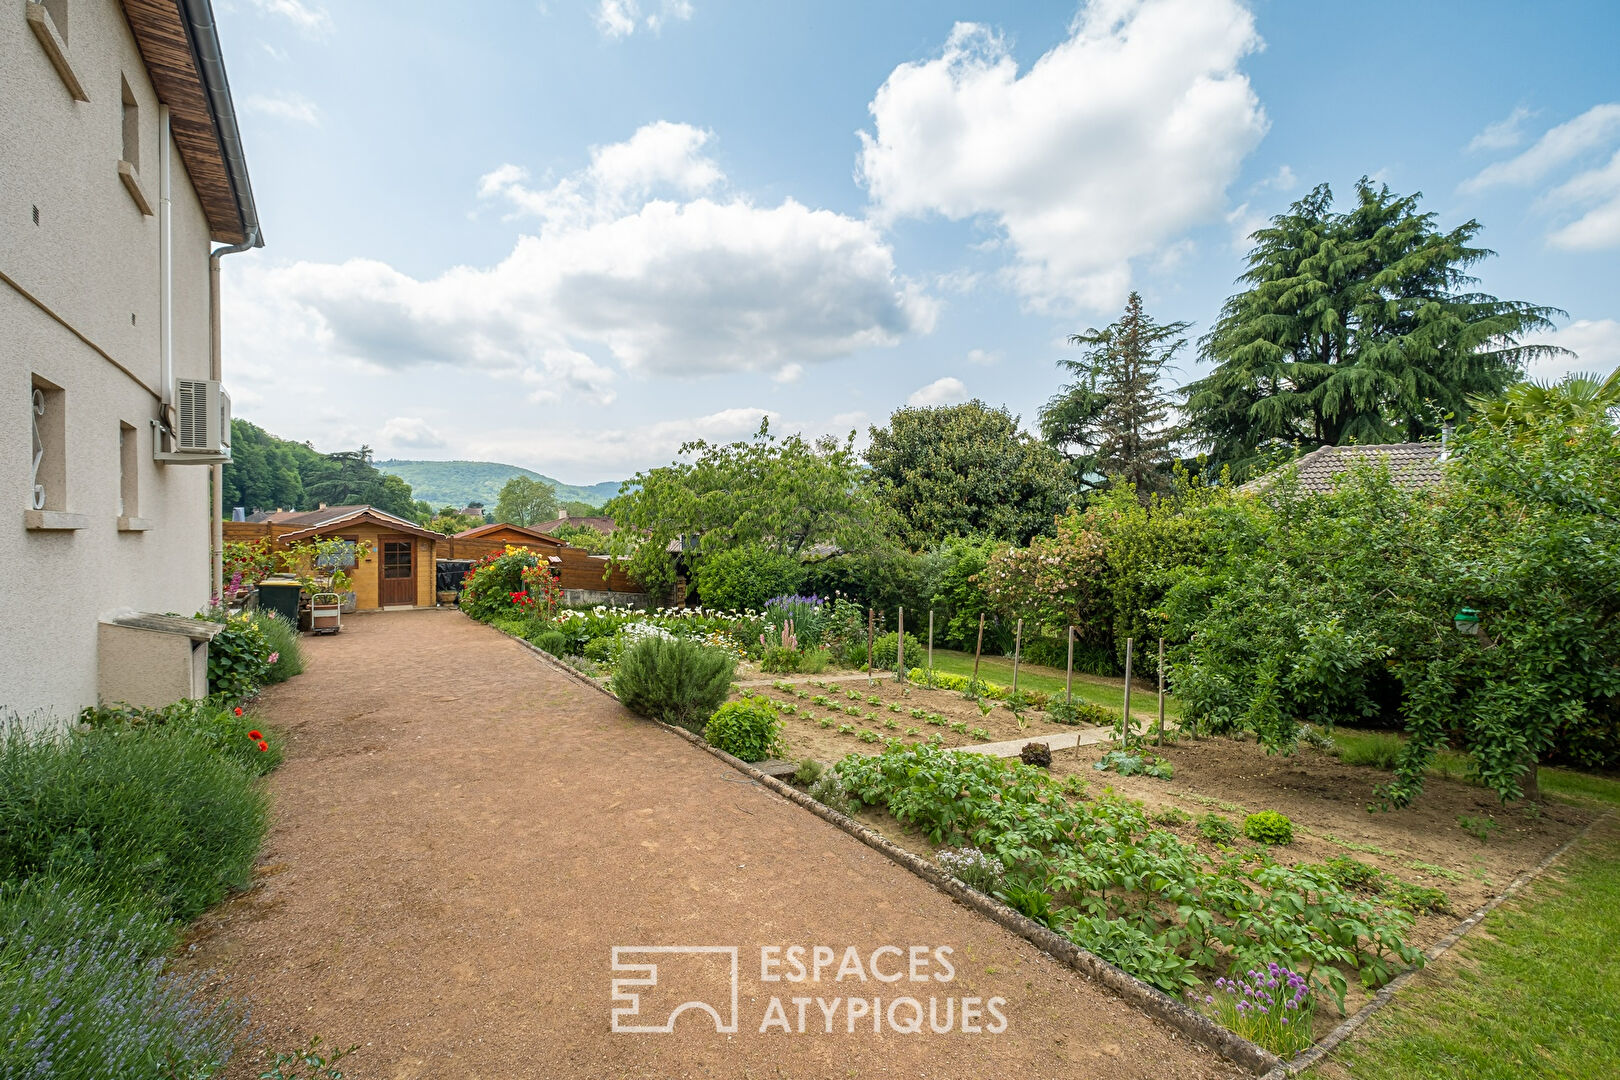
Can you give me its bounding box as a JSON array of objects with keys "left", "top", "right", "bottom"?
[{"left": 1243, "top": 442, "right": 1447, "bottom": 494}]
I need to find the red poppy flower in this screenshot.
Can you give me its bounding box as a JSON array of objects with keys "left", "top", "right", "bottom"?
[
  {"left": 248, "top": 730, "right": 262, "bottom": 740},
  {"left": 234, "top": 706, "right": 244, "bottom": 716},
  {"left": 257, "top": 741, "right": 269, "bottom": 751}
]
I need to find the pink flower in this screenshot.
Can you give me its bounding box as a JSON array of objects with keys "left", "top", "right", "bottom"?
[{"left": 267, "top": 652, "right": 280, "bottom": 664}]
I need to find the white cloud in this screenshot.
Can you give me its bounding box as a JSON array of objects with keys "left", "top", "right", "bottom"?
[
  {"left": 965, "top": 348, "right": 1001, "bottom": 366},
  {"left": 251, "top": 0, "right": 331, "bottom": 36},
  {"left": 1252, "top": 164, "right": 1296, "bottom": 193},
  {"left": 1460, "top": 103, "right": 1620, "bottom": 192},
  {"left": 773, "top": 363, "right": 804, "bottom": 384},
  {"left": 595, "top": 0, "right": 692, "bottom": 39},
  {"left": 1521, "top": 318, "right": 1620, "bottom": 381},
  {"left": 857, "top": 0, "right": 1266, "bottom": 311},
  {"left": 1467, "top": 106, "right": 1533, "bottom": 153},
  {"left": 907, "top": 376, "right": 968, "bottom": 407},
  {"left": 380, "top": 417, "right": 448, "bottom": 450},
  {"left": 465, "top": 407, "right": 775, "bottom": 475},
  {"left": 1544, "top": 149, "right": 1620, "bottom": 251},
  {"left": 244, "top": 92, "right": 321, "bottom": 127},
  {"left": 233, "top": 122, "right": 933, "bottom": 399},
  {"left": 1225, "top": 201, "right": 1269, "bottom": 253}
]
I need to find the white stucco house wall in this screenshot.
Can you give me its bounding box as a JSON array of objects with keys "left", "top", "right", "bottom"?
[{"left": 1, "top": 0, "right": 261, "bottom": 724}]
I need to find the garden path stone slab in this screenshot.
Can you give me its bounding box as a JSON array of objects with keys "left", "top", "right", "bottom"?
[
  {"left": 188, "top": 609, "right": 1241, "bottom": 1080},
  {"left": 958, "top": 728, "right": 1115, "bottom": 758}
]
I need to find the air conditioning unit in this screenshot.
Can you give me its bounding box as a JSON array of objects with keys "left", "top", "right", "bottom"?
[{"left": 155, "top": 379, "right": 231, "bottom": 463}]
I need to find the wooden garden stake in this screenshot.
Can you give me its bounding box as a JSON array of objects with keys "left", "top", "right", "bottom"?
[
  {"left": 928, "top": 610, "right": 935, "bottom": 676},
  {"left": 1012, "top": 618, "right": 1023, "bottom": 694},
  {"left": 897, "top": 606, "right": 905, "bottom": 683},
  {"left": 1122, "top": 637, "right": 1134, "bottom": 743},
  {"left": 1156, "top": 636, "right": 1166, "bottom": 741},
  {"left": 867, "top": 607, "right": 875, "bottom": 683},
  {"left": 972, "top": 613, "right": 985, "bottom": 686},
  {"left": 1065, "top": 625, "right": 1075, "bottom": 704}
]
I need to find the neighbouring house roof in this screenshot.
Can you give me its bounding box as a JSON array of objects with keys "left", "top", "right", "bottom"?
[
  {"left": 276, "top": 506, "right": 442, "bottom": 543},
  {"left": 1243, "top": 442, "right": 1448, "bottom": 495},
  {"left": 533, "top": 516, "right": 616, "bottom": 535},
  {"left": 452, "top": 522, "right": 567, "bottom": 546},
  {"left": 123, "top": 1, "right": 261, "bottom": 246}
]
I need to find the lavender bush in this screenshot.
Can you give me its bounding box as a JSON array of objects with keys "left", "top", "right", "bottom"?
[
  {"left": 1203, "top": 961, "right": 1315, "bottom": 1056},
  {"left": 0, "top": 878, "right": 248, "bottom": 1079}
]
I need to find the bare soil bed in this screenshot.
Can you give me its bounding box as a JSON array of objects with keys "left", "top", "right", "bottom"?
[
  {"left": 807, "top": 726, "right": 1596, "bottom": 1035},
  {"left": 730, "top": 675, "right": 1107, "bottom": 764}
]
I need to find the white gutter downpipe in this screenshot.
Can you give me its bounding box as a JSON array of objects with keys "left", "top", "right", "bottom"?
[
  {"left": 209, "top": 227, "right": 258, "bottom": 600},
  {"left": 158, "top": 105, "right": 173, "bottom": 437}
]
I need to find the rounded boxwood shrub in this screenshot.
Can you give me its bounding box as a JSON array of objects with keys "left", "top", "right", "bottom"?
[
  {"left": 868, "top": 631, "right": 923, "bottom": 671},
  {"left": 1244, "top": 810, "right": 1295, "bottom": 845},
  {"left": 703, "top": 699, "right": 782, "bottom": 762},
  {"left": 533, "top": 629, "right": 570, "bottom": 656},
  {"left": 611, "top": 636, "right": 736, "bottom": 732}
]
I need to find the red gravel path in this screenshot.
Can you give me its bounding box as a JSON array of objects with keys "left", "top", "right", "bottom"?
[{"left": 191, "top": 609, "right": 1238, "bottom": 1080}]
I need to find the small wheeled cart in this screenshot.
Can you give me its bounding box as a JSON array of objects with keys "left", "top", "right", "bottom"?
[{"left": 309, "top": 592, "right": 343, "bottom": 634}]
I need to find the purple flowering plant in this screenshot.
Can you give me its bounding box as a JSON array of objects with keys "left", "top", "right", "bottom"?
[{"left": 1204, "top": 961, "right": 1315, "bottom": 1057}]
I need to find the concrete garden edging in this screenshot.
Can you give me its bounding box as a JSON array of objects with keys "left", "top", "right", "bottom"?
[{"left": 500, "top": 629, "right": 1284, "bottom": 1075}]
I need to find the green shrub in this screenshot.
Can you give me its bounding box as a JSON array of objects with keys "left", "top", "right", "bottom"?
[
  {"left": 611, "top": 636, "right": 736, "bottom": 732},
  {"left": 0, "top": 877, "right": 247, "bottom": 1078},
  {"left": 251, "top": 610, "right": 305, "bottom": 683},
  {"left": 79, "top": 698, "right": 283, "bottom": 777},
  {"left": 1320, "top": 855, "right": 1383, "bottom": 892},
  {"left": 0, "top": 724, "right": 268, "bottom": 921},
  {"left": 760, "top": 646, "right": 800, "bottom": 673},
  {"left": 692, "top": 544, "right": 805, "bottom": 612},
  {"left": 869, "top": 631, "right": 923, "bottom": 671},
  {"left": 1150, "top": 805, "right": 1191, "bottom": 826},
  {"left": 533, "top": 629, "right": 570, "bottom": 655},
  {"left": 797, "top": 648, "right": 830, "bottom": 674},
  {"left": 1335, "top": 730, "right": 1405, "bottom": 770},
  {"left": 1244, "top": 810, "right": 1295, "bottom": 845},
  {"left": 1046, "top": 699, "right": 1112, "bottom": 726},
  {"left": 1385, "top": 880, "right": 1450, "bottom": 913},
  {"left": 460, "top": 548, "right": 541, "bottom": 620},
  {"left": 1197, "top": 812, "right": 1239, "bottom": 843},
  {"left": 793, "top": 759, "right": 824, "bottom": 786},
  {"left": 583, "top": 636, "right": 618, "bottom": 663},
  {"left": 204, "top": 613, "right": 272, "bottom": 702},
  {"left": 703, "top": 699, "right": 783, "bottom": 762}
]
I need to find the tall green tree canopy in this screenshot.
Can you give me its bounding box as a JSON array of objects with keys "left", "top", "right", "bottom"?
[
  {"left": 1183, "top": 179, "right": 1566, "bottom": 477},
  {"left": 223, "top": 424, "right": 418, "bottom": 520},
  {"left": 606, "top": 421, "right": 880, "bottom": 595},
  {"left": 865, "top": 400, "right": 1073, "bottom": 549},
  {"left": 1041, "top": 291, "right": 1189, "bottom": 499},
  {"left": 493, "top": 475, "right": 559, "bottom": 526}
]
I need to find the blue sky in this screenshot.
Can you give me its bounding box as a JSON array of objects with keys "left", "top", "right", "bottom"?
[{"left": 217, "top": 0, "right": 1620, "bottom": 483}]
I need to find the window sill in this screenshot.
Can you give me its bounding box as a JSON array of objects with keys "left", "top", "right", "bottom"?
[
  {"left": 118, "top": 161, "right": 153, "bottom": 216},
  {"left": 118, "top": 516, "right": 152, "bottom": 532},
  {"left": 26, "top": 3, "right": 87, "bottom": 102},
  {"left": 25, "top": 510, "right": 89, "bottom": 531}
]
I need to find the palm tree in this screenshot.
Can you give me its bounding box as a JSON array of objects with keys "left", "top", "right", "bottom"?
[{"left": 1471, "top": 366, "right": 1620, "bottom": 432}]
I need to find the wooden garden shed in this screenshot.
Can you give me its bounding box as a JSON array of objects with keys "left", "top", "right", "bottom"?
[{"left": 262, "top": 506, "right": 441, "bottom": 611}]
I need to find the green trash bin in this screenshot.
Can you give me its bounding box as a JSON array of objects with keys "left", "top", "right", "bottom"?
[{"left": 257, "top": 577, "right": 303, "bottom": 627}]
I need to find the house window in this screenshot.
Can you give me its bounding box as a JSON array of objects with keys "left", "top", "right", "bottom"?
[
  {"left": 120, "top": 75, "right": 139, "bottom": 168},
  {"left": 26, "top": 1, "right": 85, "bottom": 102},
  {"left": 118, "top": 422, "right": 138, "bottom": 518},
  {"left": 316, "top": 538, "right": 359, "bottom": 570},
  {"left": 29, "top": 375, "right": 65, "bottom": 512}
]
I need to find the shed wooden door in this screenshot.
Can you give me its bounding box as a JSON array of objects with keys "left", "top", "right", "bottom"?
[{"left": 380, "top": 540, "right": 415, "bottom": 606}]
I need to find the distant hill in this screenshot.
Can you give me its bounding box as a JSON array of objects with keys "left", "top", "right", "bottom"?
[{"left": 374, "top": 460, "right": 623, "bottom": 511}]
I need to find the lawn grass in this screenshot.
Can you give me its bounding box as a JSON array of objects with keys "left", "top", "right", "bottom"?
[
  {"left": 1306, "top": 815, "right": 1620, "bottom": 1080},
  {"left": 1328, "top": 729, "right": 1620, "bottom": 810},
  {"left": 922, "top": 648, "right": 1182, "bottom": 720}
]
